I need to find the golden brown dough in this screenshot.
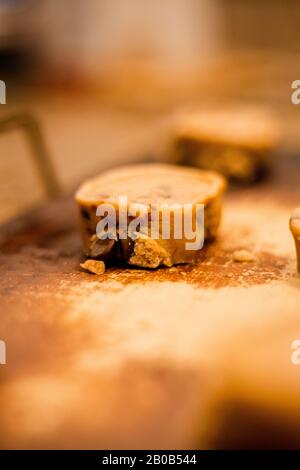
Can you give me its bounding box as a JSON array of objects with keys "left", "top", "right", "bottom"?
[
  {"left": 290, "top": 207, "right": 300, "bottom": 273},
  {"left": 76, "top": 164, "right": 226, "bottom": 269},
  {"left": 164, "top": 106, "right": 280, "bottom": 183}
]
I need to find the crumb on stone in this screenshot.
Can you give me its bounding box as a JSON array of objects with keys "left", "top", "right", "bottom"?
[
  {"left": 80, "top": 259, "right": 105, "bottom": 275},
  {"left": 232, "top": 249, "right": 256, "bottom": 263},
  {"left": 290, "top": 207, "right": 300, "bottom": 273}
]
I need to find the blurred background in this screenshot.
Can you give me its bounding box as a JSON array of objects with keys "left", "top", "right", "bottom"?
[
  {"left": 1, "top": 1, "right": 300, "bottom": 451},
  {"left": 0, "top": 0, "right": 300, "bottom": 222}
]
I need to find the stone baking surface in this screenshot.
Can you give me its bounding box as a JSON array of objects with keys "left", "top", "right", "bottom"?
[{"left": 0, "top": 151, "right": 300, "bottom": 449}]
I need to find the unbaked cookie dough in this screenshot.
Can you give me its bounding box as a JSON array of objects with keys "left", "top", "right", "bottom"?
[
  {"left": 290, "top": 207, "right": 300, "bottom": 273},
  {"left": 232, "top": 249, "right": 256, "bottom": 263},
  {"left": 76, "top": 164, "right": 226, "bottom": 269},
  {"left": 164, "top": 106, "right": 280, "bottom": 183}
]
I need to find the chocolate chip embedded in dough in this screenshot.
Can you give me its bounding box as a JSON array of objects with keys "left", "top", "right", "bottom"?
[
  {"left": 88, "top": 235, "right": 116, "bottom": 259},
  {"left": 81, "top": 208, "right": 90, "bottom": 220}
]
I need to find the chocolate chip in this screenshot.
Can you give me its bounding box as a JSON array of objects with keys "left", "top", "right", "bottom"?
[{"left": 81, "top": 208, "right": 90, "bottom": 220}]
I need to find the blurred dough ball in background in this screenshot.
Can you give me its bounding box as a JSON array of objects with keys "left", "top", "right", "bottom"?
[{"left": 160, "top": 105, "right": 281, "bottom": 184}]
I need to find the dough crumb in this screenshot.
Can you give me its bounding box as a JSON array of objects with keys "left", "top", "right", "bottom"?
[
  {"left": 129, "top": 237, "right": 172, "bottom": 269},
  {"left": 80, "top": 259, "right": 105, "bottom": 275},
  {"left": 232, "top": 249, "right": 256, "bottom": 263}
]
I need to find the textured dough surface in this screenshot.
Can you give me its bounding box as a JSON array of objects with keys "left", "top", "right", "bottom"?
[
  {"left": 76, "top": 164, "right": 226, "bottom": 268},
  {"left": 168, "top": 106, "right": 280, "bottom": 149},
  {"left": 76, "top": 163, "right": 225, "bottom": 205}
]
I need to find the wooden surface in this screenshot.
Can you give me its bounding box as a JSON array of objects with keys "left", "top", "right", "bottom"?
[{"left": 0, "top": 150, "right": 300, "bottom": 449}]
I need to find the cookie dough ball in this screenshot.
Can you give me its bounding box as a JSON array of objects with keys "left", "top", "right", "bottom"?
[
  {"left": 76, "top": 164, "right": 226, "bottom": 269},
  {"left": 164, "top": 106, "right": 280, "bottom": 184}
]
